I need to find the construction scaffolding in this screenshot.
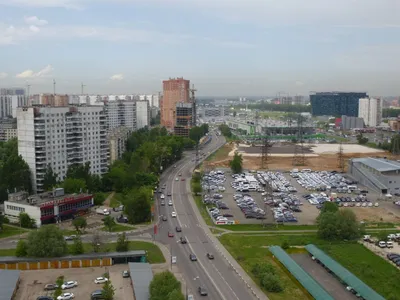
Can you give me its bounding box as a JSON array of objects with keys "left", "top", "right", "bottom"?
[{"left": 292, "top": 115, "right": 306, "bottom": 166}]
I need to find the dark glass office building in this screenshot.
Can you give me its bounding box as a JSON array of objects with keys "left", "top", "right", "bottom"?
[{"left": 310, "top": 92, "right": 368, "bottom": 117}]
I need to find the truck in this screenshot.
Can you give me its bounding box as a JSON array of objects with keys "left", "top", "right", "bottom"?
[{"left": 96, "top": 208, "right": 110, "bottom": 216}]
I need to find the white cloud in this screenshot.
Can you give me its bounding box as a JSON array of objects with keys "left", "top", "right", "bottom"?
[
  {"left": 29, "top": 25, "right": 40, "bottom": 33},
  {"left": 110, "top": 74, "right": 124, "bottom": 81},
  {"left": 0, "top": 72, "right": 8, "bottom": 79},
  {"left": 16, "top": 65, "right": 54, "bottom": 79},
  {"left": 0, "top": 0, "right": 81, "bottom": 9},
  {"left": 24, "top": 16, "right": 48, "bottom": 26}
]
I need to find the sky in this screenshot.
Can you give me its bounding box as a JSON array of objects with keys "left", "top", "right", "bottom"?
[{"left": 0, "top": 0, "right": 400, "bottom": 97}]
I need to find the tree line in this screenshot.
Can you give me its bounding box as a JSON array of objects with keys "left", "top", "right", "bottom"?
[
  {"left": 149, "top": 271, "right": 185, "bottom": 300},
  {"left": 235, "top": 102, "right": 311, "bottom": 113}
]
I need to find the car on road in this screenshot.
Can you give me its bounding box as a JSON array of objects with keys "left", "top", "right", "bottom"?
[
  {"left": 94, "top": 277, "right": 108, "bottom": 284},
  {"left": 181, "top": 178, "right": 186, "bottom": 181},
  {"left": 162, "top": 216, "right": 167, "bottom": 221},
  {"left": 57, "top": 293, "right": 74, "bottom": 300},
  {"left": 176, "top": 226, "right": 182, "bottom": 232},
  {"left": 44, "top": 284, "right": 58, "bottom": 290},
  {"left": 122, "top": 270, "right": 130, "bottom": 278},
  {"left": 189, "top": 254, "right": 197, "bottom": 261},
  {"left": 180, "top": 237, "right": 187, "bottom": 244},
  {"left": 179, "top": 173, "right": 182, "bottom": 176},
  {"left": 160, "top": 194, "right": 165, "bottom": 199},
  {"left": 61, "top": 281, "right": 77, "bottom": 290},
  {"left": 160, "top": 200, "right": 165, "bottom": 206},
  {"left": 174, "top": 165, "right": 177, "bottom": 168},
  {"left": 171, "top": 211, "right": 177, "bottom": 218},
  {"left": 64, "top": 235, "right": 76, "bottom": 241},
  {"left": 167, "top": 192, "right": 172, "bottom": 196},
  {"left": 206, "top": 253, "right": 214, "bottom": 260},
  {"left": 187, "top": 295, "right": 194, "bottom": 300},
  {"left": 198, "top": 286, "right": 208, "bottom": 296},
  {"left": 168, "top": 231, "right": 174, "bottom": 237},
  {"left": 168, "top": 200, "right": 173, "bottom": 206},
  {"left": 37, "top": 297, "right": 54, "bottom": 300},
  {"left": 175, "top": 177, "right": 179, "bottom": 181},
  {"left": 171, "top": 256, "right": 177, "bottom": 264}
]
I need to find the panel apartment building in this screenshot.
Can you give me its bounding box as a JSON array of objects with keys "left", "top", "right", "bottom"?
[
  {"left": 161, "top": 78, "right": 190, "bottom": 130},
  {"left": 358, "top": 97, "right": 382, "bottom": 127},
  {"left": 17, "top": 105, "right": 108, "bottom": 193}
]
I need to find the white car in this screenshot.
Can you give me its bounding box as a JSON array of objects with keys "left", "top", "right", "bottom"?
[
  {"left": 168, "top": 200, "right": 173, "bottom": 206},
  {"left": 175, "top": 177, "right": 179, "bottom": 181},
  {"left": 61, "top": 281, "right": 78, "bottom": 289},
  {"left": 171, "top": 211, "right": 177, "bottom": 218},
  {"left": 160, "top": 194, "right": 165, "bottom": 199},
  {"left": 57, "top": 293, "right": 75, "bottom": 300},
  {"left": 94, "top": 277, "right": 109, "bottom": 284}
]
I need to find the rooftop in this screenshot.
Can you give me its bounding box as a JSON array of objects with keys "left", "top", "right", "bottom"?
[
  {"left": 352, "top": 157, "right": 400, "bottom": 172},
  {"left": 0, "top": 269, "right": 20, "bottom": 300},
  {"left": 129, "top": 262, "right": 153, "bottom": 300}
]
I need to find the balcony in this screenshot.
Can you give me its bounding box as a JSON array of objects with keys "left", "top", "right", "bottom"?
[
  {"left": 34, "top": 125, "right": 45, "bottom": 130},
  {"left": 35, "top": 141, "right": 46, "bottom": 147},
  {"left": 35, "top": 130, "right": 46, "bottom": 136},
  {"left": 36, "top": 147, "right": 46, "bottom": 153}
]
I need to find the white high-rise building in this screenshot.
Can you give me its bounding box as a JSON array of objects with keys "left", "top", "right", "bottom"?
[
  {"left": 358, "top": 98, "right": 382, "bottom": 127},
  {"left": 104, "top": 100, "right": 137, "bottom": 130},
  {"left": 136, "top": 100, "right": 150, "bottom": 129},
  {"left": 0, "top": 95, "right": 29, "bottom": 118},
  {"left": 17, "top": 105, "right": 108, "bottom": 193}
]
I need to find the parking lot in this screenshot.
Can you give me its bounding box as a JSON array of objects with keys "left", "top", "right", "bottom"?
[
  {"left": 291, "top": 253, "right": 358, "bottom": 300},
  {"left": 14, "top": 264, "right": 134, "bottom": 300}
]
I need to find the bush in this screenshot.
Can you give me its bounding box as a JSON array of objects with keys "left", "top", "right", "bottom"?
[
  {"left": 251, "top": 263, "right": 276, "bottom": 277},
  {"left": 281, "top": 241, "right": 290, "bottom": 250},
  {"left": 15, "top": 240, "right": 28, "bottom": 257},
  {"left": 261, "top": 273, "right": 284, "bottom": 293}
]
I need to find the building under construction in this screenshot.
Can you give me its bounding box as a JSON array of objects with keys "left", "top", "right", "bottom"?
[{"left": 174, "top": 102, "right": 194, "bottom": 137}]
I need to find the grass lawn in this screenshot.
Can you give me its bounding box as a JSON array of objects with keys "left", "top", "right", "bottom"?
[
  {"left": 0, "top": 225, "right": 28, "bottom": 238},
  {"left": 205, "top": 144, "right": 231, "bottom": 162},
  {"left": 0, "top": 241, "right": 165, "bottom": 264},
  {"left": 319, "top": 244, "right": 400, "bottom": 300},
  {"left": 209, "top": 227, "right": 226, "bottom": 235},
  {"left": 109, "top": 193, "right": 124, "bottom": 208},
  {"left": 100, "top": 224, "right": 136, "bottom": 232},
  {"left": 218, "top": 224, "right": 319, "bottom": 232}
]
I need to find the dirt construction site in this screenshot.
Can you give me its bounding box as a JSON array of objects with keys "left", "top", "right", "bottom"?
[{"left": 205, "top": 141, "right": 399, "bottom": 172}]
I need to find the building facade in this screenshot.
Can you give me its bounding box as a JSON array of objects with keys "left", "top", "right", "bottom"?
[
  {"left": 108, "top": 127, "right": 131, "bottom": 164},
  {"left": 0, "top": 95, "right": 29, "bottom": 118},
  {"left": 161, "top": 78, "right": 190, "bottom": 130},
  {"left": 0, "top": 88, "right": 25, "bottom": 96},
  {"left": 358, "top": 98, "right": 382, "bottom": 127},
  {"left": 4, "top": 188, "right": 93, "bottom": 226},
  {"left": 136, "top": 100, "right": 150, "bottom": 129},
  {"left": 341, "top": 115, "right": 364, "bottom": 130},
  {"left": 310, "top": 92, "right": 368, "bottom": 117},
  {"left": 348, "top": 157, "right": 400, "bottom": 194},
  {"left": 0, "top": 118, "right": 17, "bottom": 141},
  {"left": 200, "top": 107, "right": 229, "bottom": 118},
  {"left": 17, "top": 105, "right": 108, "bottom": 193},
  {"left": 104, "top": 100, "right": 137, "bottom": 131},
  {"left": 30, "top": 94, "right": 69, "bottom": 107},
  {"left": 174, "top": 103, "right": 194, "bottom": 137}
]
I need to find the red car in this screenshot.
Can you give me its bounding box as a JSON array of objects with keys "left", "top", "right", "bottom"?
[
  {"left": 181, "top": 178, "right": 185, "bottom": 181},
  {"left": 168, "top": 231, "right": 174, "bottom": 237}
]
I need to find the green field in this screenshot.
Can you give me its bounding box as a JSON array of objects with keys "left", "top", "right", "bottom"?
[
  {"left": 219, "top": 234, "right": 400, "bottom": 300},
  {"left": 0, "top": 241, "right": 165, "bottom": 264},
  {"left": 0, "top": 225, "right": 28, "bottom": 238},
  {"left": 100, "top": 224, "right": 135, "bottom": 232},
  {"left": 218, "top": 224, "right": 319, "bottom": 232}
]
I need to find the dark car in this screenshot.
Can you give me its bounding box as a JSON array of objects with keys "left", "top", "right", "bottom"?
[
  {"left": 162, "top": 216, "right": 167, "bottom": 221},
  {"left": 117, "top": 216, "right": 128, "bottom": 223},
  {"left": 189, "top": 254, "right": 197, "bottom": 261},
  {"left": 180, "top": 237, "right": 187, "bottom": 244},
  {"left": 44, "top": 284, "right": 58, "bottom": 290},
  {"left": 176, "top": 226, "right": 182, "bottom": 232},
  {"left": 37, "top": 297, "right": 54, "bottom": 300},
  {"left": 160, "top": 200, "right": 165, "bottom": 206},
  {"left": 167, "top": 192, "right": 172, "bottom": 196},
  {"left": 206, "top": 253, "right": 214, "bottom": 260},
  {"left": 91, "top": 290, "right": 105, "bottom": 299},
  {"left": 198, "top": 286, "right": 208, "bottom": 296}
]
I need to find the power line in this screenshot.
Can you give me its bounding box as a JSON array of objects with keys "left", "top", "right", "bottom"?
[
  {"left": 337, "top": 142, "right": 345, "bottom": 172},
  {"left": 261, "top": 135, "right": 272, "bottom": 169}
]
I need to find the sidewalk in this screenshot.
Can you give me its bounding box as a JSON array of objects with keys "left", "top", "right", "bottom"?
[{"left": 185, "top": 180, "right": 269, "bottom": 300}]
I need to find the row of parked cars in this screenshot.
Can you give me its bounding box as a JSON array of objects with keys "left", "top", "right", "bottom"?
[
  {"left": 387, "top": 253, "right": 400, "bottom": 267},
  {"left": 291, "top": 170, "right": 356, "bottom": 192},
  {"left": 265, "top": 192, "right": 301, "bottom": 223},
  {"left": 257, "top": 171, "right": 297, "bottom": 193},
  {"left": 234, "top": 193, "right": 266, "bottom": 219}
]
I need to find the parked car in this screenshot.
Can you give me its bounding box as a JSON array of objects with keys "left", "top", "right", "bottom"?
[
  {"left": 57, "top": 293, "right": 74, "bottom": 300},
  {"left": 90, "top": 290, "right": 104, "bottom": 300},
  {"left": 64, "top": 235, "right": 76, "bottom": 241},
  {"left": 122, "top": 270, "right": 130, "bottom": 278},
  {"left": 61, "top": 281, "right": 78, "bottom": 290},
  {"left": 44, "top": 284, "right": 58, "bottom": 291},
  {"left": 94, "top": 277, "right": 108, "bottom": 284},
  {"left": 37, "top": 297, "right": 54, "bottom": 300}
]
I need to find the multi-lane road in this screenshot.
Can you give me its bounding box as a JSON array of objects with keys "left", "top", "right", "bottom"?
[{"left": 154, "top": 131, "right": 257, "bottom": 300}]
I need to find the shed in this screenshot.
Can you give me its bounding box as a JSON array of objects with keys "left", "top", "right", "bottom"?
[
  {"left": 0, "top": 269, "right": 20, "bottom": 300},
  {"left": 129, "top": 262, "right": 153, "bottom": 300}
]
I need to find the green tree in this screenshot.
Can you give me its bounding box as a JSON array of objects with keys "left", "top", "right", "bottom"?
[
  {"left": 0, "top": 214, "right": 4, "bottom": 229},
  {"left": 317, "top": 212, "right": 338, "bottom": 240},
  {"left": 229, "top": 152, "right": 243, "bottom": 174},
  {"left": 167, "top": 289, "right": 185, "bottom": 300},
  {"left": 103, "top": 216, "right": 116, "bottom": 232},
  {"left": 62, "top": 178, "right": 86, "bottom": 194},
  {"left": 189, "top": 126, "right": 204, "bottom": 145},
  {"left": 218, "top": 124, "right": 232, "bottom": 137},
  {"left": 92, "top": 233, "right": 102, "bottom": 253},
  {"left": 15, "top": 239, "right": 28, "bottom": 257},
  {"left": 320, "top": 201, "right": 339, "bottom": 214},
  {"left": 357, "top": 133, "right": 369, "bottom": 145},
  {"left": 149, "top": 271, "right": 181, "bottom": 300},
  {"left": 251, "top": 263, "right": 277, "bottom": 277},
  {"left": 70, "top": 236, "right": 84, "bottom": 255},
  {"left": 94, "top": 192, "right": 107, "bottom": 206},
  {"left": 66, "top": 162, "right": 91, "bottom": 182},
  {"left": 26, "top": 225, "right": 67, "bottom": 257},
  {"left": 261, "top": 273, "right": 284, "bottom": 293},
  {"left": 125, "top": 188, "right": 151, "bottom": 224},
  {"left": 390, "top": 134, "right": 400, "bottom": 155},
  {"left": 116, "top": 232, "right": 129, "bottom": 252},
  {"left": 192, "top": 182, "right": 202, "bottom": 195},
  {"left": 19, "top": 212, "right": 36, "bottom": 228},
  {"left": 42, "top": 164, "right": 58, "bottom": 191},
  {"left": 102, "top": 280, "right": 116, "bottom": 300},
  {"left": 72, "top": 216, "right": 87, "bottom": 233}
]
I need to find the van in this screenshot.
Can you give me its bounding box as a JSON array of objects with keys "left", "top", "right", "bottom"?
[
  {"left": 387, "top": 241, "right": 394, "bottom": 248},
  {"left": 378, "top": 241, "right": 386, "bottom": 248},
  {"left": 348, "top": 185, "right": 357, "bottom": 191}
]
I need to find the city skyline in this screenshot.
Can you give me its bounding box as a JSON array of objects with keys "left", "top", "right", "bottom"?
[{"left": 1, "top": 0, "right": 400, "bottom": 96}]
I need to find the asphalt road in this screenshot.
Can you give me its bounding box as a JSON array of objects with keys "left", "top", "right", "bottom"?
[{"left": 155, "top": 132, "right": 257, "bottom": 300}]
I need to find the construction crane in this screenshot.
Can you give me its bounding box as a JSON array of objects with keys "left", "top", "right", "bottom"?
[
  {"left": 81, "top": 82, "right": 86, "bottom": 95},
  {"left": 53, "top": 79, "right": 56, "bottom": 96}
]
